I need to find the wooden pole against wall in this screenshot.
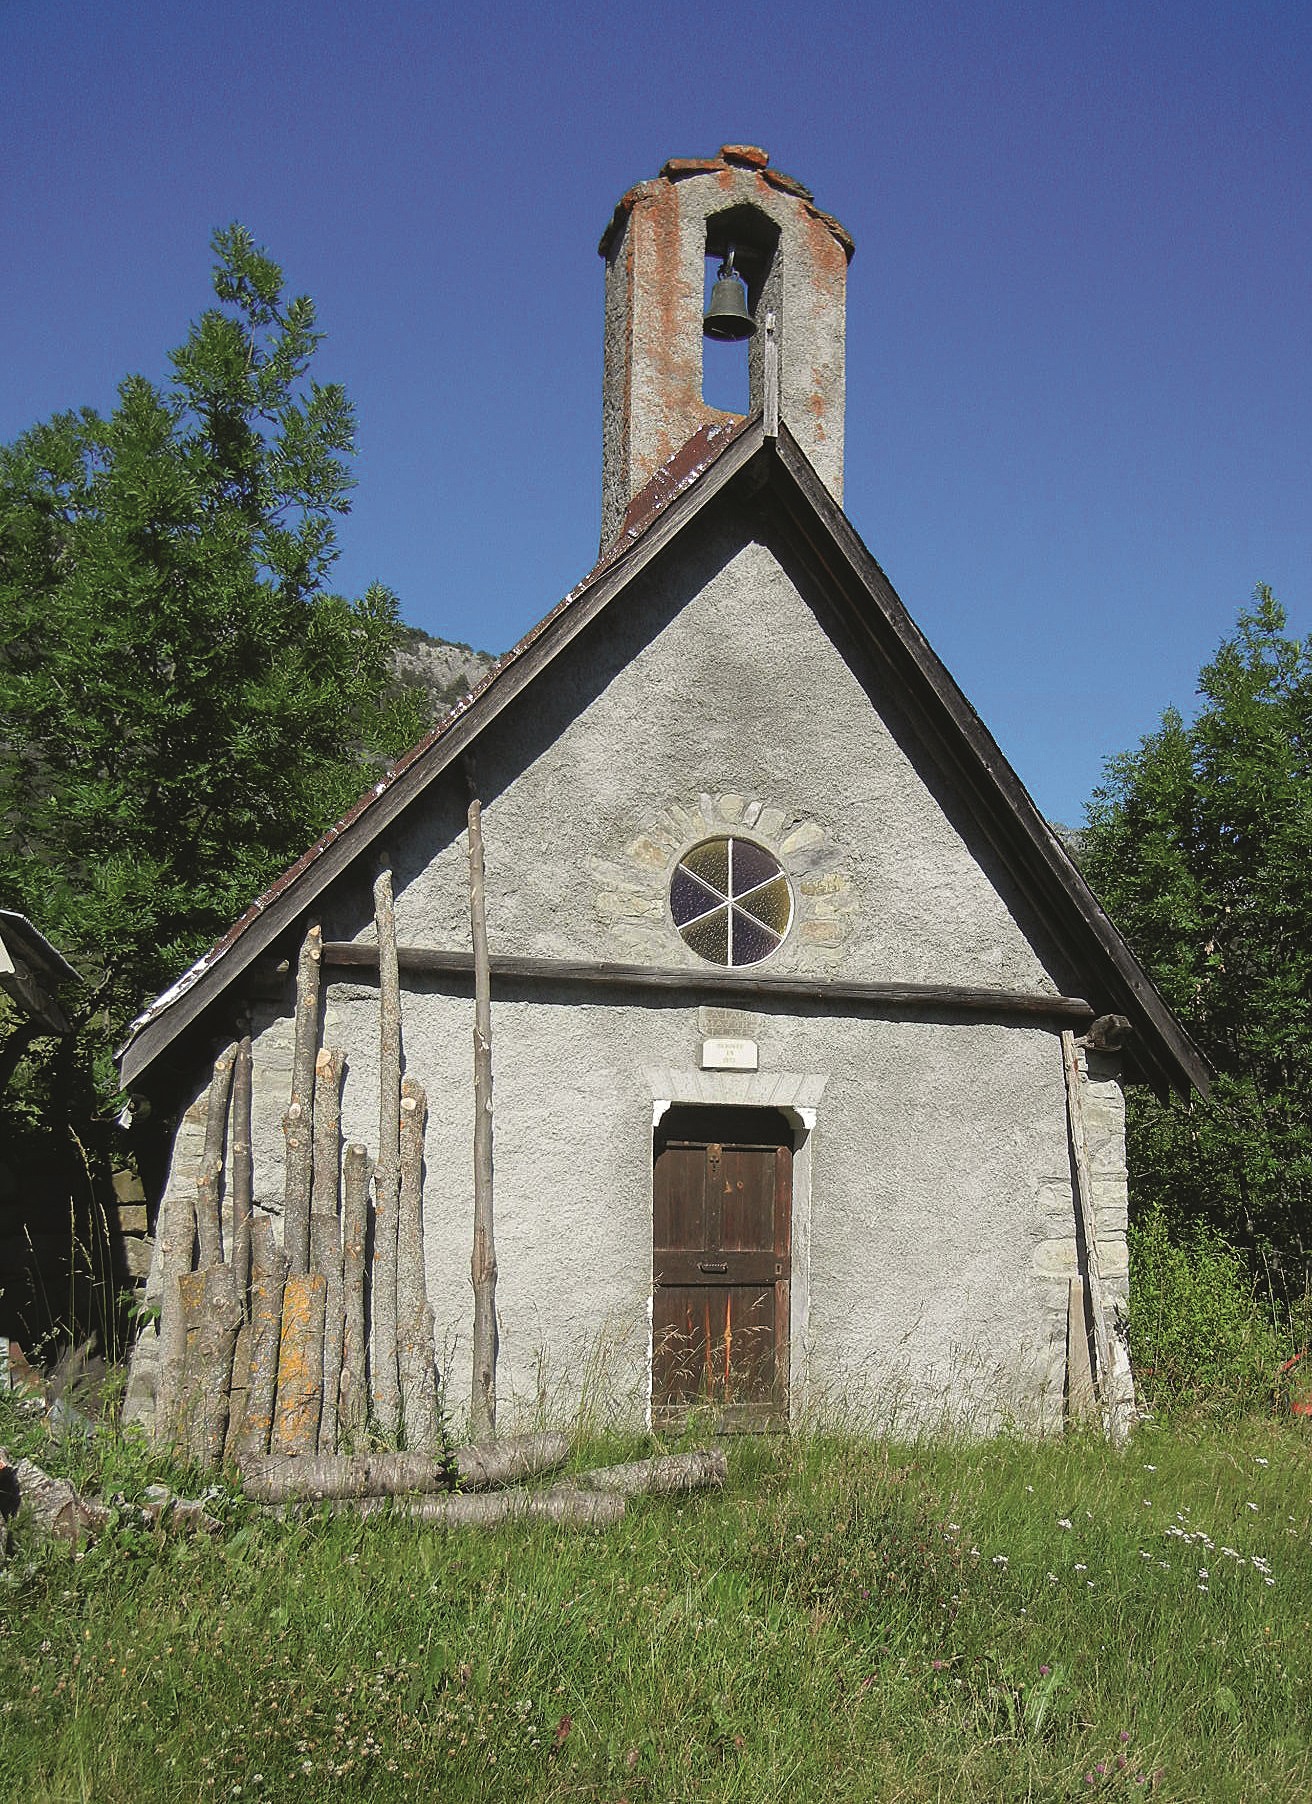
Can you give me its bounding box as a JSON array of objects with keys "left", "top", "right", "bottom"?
[
  {"left": 372, "top": 864, "right": 402, "bottom": 1436},
  {"left": 397, "top": 1074, "right": 439, "bottom": 1451},
  {"left": 195, "top": 1042, "right": 237, "bottom": 1269},
  {"left": 230, "top": 1034, "right": 254, "bottom": 1304},
  {"left": 310, "top": 1046, "right": 344, "bottom": 1454},
  {"left": 1061, "top": 1029, "right": 1133, "bottom": 1444},
  {"left": 467, "top": 786, "right": 498, "bottom": 1441},
  {"left": 235, "top": 1213, "right": 288, "bottom": 1457},
  {"left": 282, "top": 923, "right": 323, "bottom": 1275},
  {"left": 154, "top": 1095, "right": 206, "bottom": 1445},
  {"left": 339, "top": 1142, "right": 372, "bottom": 1443}
]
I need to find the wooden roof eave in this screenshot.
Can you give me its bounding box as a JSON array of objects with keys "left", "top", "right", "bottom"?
[
  {"left": 763, "top": 426, "right": 1210, "bottom": 1099},
  {"left": 119, "top": 412, "right": 1207, "bottom": 1102},
  {"left": 117, "top": 419, "right": 771, "bottom": 1091}
]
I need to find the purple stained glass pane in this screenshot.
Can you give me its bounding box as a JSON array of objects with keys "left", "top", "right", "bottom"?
[
  {"left": 735, "top": 873, "right": 792, "bottom": 934},
  {"left": 730, "top": 907, "right": 781, "bottom": 966},
  {"left": 682, "top": 906, "right": 730, "bottom": 964},
  {"left": 670, "top": 865, "right": 723, "bottom": 927},
  {"left": 730, "top": 838, "right": 782, "bottom": 895}
]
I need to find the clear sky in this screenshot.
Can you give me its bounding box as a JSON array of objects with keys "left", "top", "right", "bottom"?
[{"left": 3, "top": 0, "right": 1307, "bottom": 828}]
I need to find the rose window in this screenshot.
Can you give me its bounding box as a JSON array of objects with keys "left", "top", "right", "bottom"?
[{"left": 669, "top": 836, "right": 793, "bottom": 966}]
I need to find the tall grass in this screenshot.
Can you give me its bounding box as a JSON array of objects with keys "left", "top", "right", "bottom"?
[{"left": 2, "top": 1396, "right": 1310, "bottom": 1801}]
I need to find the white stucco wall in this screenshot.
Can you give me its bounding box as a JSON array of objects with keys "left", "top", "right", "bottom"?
[{"left": 131, "top": 503, "right": 1122, "bottom": 1437}]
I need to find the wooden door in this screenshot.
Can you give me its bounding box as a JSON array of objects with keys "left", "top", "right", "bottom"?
[{"left": 652, "top": 1106, "right": 792, "bottom": 1430}]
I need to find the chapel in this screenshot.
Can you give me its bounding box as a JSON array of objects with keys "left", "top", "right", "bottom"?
[{"left": 122, "top": 148, "right": 1206, "bottom": 1445}]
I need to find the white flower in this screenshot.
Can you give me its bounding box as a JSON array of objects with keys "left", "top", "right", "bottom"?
[
  {"left": 1074, "top": 1563, "right": 1088, "bottom": 1572},
  {"left": 1057, "top": 1518, "right": 1073, "bottom": 1530},
  {"left": 1254, "top": 1457, "right": 1268, "bottom": 1467},
  {"left": 991, "top": 1554, "right": 1009, "bottom": 1568}
]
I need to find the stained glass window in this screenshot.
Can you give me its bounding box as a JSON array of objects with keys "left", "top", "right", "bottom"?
[{"left": 669, "top": 836, "right": 793, "bottom": 966}]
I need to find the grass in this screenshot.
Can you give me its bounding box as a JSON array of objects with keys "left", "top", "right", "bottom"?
[{"left": 1, "top": 1399, "right": 1310, "bottom": 1801}]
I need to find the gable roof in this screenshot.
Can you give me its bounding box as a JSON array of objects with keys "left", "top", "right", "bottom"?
[{"left": 118, "top": 417, "right": 1209, "bottom": 1098}]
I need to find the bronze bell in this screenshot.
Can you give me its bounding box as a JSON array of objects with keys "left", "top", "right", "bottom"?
[{"left": 703, "top": 249, "right": 756, "bottom": 341}]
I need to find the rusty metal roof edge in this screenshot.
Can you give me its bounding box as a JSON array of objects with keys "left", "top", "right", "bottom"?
[{"left": 117, "top": 415, "right": 764, "bottom": 1078}]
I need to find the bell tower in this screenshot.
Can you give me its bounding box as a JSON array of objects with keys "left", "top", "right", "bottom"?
[{"left": 597, "top": 144, "right": 854, "bottom": 546}]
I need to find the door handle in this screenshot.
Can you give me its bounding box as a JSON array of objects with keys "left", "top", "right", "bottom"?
[{"left": 698, "top": 1260, "right": 728, "bottom": 1274}]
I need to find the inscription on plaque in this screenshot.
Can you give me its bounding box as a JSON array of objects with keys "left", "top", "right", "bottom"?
[{"left": 701, "top": 1037, "right": 759, "bottom": 1072}]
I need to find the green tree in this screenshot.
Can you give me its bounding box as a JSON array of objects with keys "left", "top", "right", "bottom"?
[
  {"left": 0, "top": 225, "right": 423, "bottom": 1103},
  {"left": 1082, "top": 588, "right": 1312, "bottom": 1279}
]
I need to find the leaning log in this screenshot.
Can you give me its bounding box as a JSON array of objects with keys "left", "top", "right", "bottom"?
[
  {"left": 230, "top": 1034, "right": 254, "bottom": 1303},
  {"left": 339, "top": 1143, "right": 372, "bottom": 1442},
  {"left": 397, "top": 1075, "right": 438, "bottom": 1451},
  {"left": 311, "top": 1487, "right": 624, "bottom": 1530},
  {"left": 272, "top": 1272, "right": 327, "bottom": 1456},
  {"left": 372, "top": 865, "right": 402, "bottom": 1434},
  {"left": 282, "top": 923, "right": 323, "bottom": 1275},
  {"left": 234, "top": 1214, "right": 289, "bottom": 1457},
  {"left": 196, "top": 1043, "right": 237, "bottom": 1269},
  {"left": 309, "top": 1047, "right": 344, "bottom": 1454},
  {"left": 179, "top": 1265, "right": 243, "bottom": 1468},
  {"left": 154, "top": 1097, "right": 207, "bottom": 1445},
  {"left": 467, "top": 793, "right": 498, "bottom": 1440},
  {"left": 571, "top": 1449, "right": 727, "bottom": 1497}
]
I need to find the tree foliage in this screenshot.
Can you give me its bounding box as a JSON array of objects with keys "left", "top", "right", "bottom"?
[
  {"left": 1082, "top": 588, "right": 1312, "bottom": 1277},
  {"left": 0, "top": 226, "right": 424, "bottom": 1103}
]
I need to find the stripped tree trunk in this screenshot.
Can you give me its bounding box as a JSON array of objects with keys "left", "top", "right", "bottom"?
[
  {"left": 467, "top": 795, "right": 497, "bottom": 1440},
  {"left": 272, "top": 1273, "right": 327, "bottom": 1455},
  {"left": 372, "top": 865, "right": 402, "bottom": 1435},
  {"left": 180, "top": 1265, "right": 243, "bottom": 1468},
  {"left": 195, "top": 1043, "right": 237, "bottom": 1270},
  {"left": 397, "top": 1075, "right": 439, "bottom": 1450},
  {"left": 309, "top": 1488, "right": 624, "bottom": 1530},
  {"left": 237, "top": 1431, "right": 570, "bottom": 1501},
  {"left": 282, "top": 923, "right": 323, "bottom": 1275},
  {"left": 571, "top": 1449, "right": 727, "bottom": 1496},
  {"left": 339, "top": 1143, "right": 372, "bottom": 1443},
  {"left": 1061, "top": 1029, "right": 1135, "bottom": 1444},
  {"left": 310, "top": 1047, "right": 344, "bottom": 1454},
  {"left": 154, "top": 1096, "right": 207, "bottom": 1445},
  {"left": 234, "top": 1214, "right": 288, "bottom": 1457},
  {"left": 238, "top": 1449, "right": 455, "bottom": 1503},
  {"left": 453, "top": 1432, "right": 571, "bottom": 1491},
  {"left": 230, "top": 1034, "right": 254, "bottom": 1305}
]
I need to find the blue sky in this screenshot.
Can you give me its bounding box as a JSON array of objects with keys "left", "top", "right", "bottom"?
[{"left": 3, "top": 0, "right": 1307, "bottom": 828}]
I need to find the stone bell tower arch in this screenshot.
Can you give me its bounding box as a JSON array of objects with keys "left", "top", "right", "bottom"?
[{"left": 597, "top": 144, "right": 855, "bottom": 547}]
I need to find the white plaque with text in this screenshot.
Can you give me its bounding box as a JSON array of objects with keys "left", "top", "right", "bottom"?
[{"left": 701, "top": 1037, "right": 759, "bottom": 1072}]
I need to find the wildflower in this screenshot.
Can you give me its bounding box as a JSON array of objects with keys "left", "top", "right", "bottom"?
[
  {"left": 1039, "top": 1664, "right": 1051, "bottom": 1676},
  {"left": 991, "top": 1554, "right": 1009, "bottom": 1568},
  {"left": 1120, "top": 1731, "right": 1130, "bottom": 1743},
  {"left": 1143, "top": 1463, "right": 1156, "bottom": 1472},
  {"left": 1074, "top": 1563, "right": 1088, "bottom": 1572},
  {"left": 1254, "top": 1457, "right": 1268, "bottom": 1466},
  {"left": 1057, "top": 1518, "right": 1073, "bottom": 1530},
  {"left": 1247, "top": 1502, "right": 1258, "bottom": 1512},
  {"left": 1046, "top": 1572, "right": 1058, "bottom": 1583}
]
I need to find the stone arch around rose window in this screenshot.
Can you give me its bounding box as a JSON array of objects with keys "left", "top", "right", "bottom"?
[{"left": 588, "top": 792, "right": 857, "bottom": 971}]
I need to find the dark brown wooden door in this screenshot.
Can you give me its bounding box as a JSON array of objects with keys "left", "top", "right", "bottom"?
[{"left": 652, "top": 1106, "right": 792, "bottom": 1430}]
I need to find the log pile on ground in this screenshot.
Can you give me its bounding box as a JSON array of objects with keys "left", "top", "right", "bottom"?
[{"left": 238, "top": 1438, "right": 727, "bottom": 1530}]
